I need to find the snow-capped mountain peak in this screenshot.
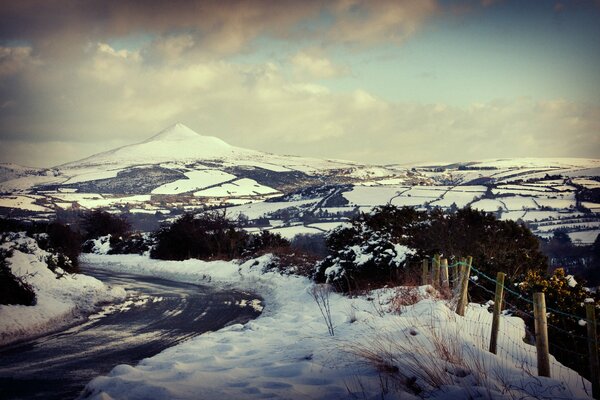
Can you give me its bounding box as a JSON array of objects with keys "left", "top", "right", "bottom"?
[
  {"left": 62, "top": 123, "right": 239, "bottom": 168},
  {"left": 143, "top": 123, "right": 225, "bottom": 144}
]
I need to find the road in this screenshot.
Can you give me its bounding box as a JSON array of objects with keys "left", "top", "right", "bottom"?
[{"left": 0, "top": 266, "right": 262, "bottom": 400}]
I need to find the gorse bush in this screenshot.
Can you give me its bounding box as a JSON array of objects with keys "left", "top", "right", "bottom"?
[
  {"left": 244, "top": 230, "right": 290, "bottom": 256},
  {"left": 315, "top": 226, "right": 415, "bottom": 292},
  {"left": 0, "top": 248, "right": 36, "bottom": 306},
  {"left": 150, "top": 212, "right": 289, "bottom": 261},
  {"left": 514, "top": 267, "right": 597, "bottom": 379},
  {"left": 0, "top": 219, "right": 81, "bottom": 272},
  {"left": 81, "top": 210, "right": 131, "bottom": 240},
  {"left": 315, "top": 205, "right": 547, "bottom": 293}
]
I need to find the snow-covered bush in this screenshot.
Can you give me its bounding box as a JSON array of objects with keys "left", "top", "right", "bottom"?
[
  {"left": 315, "top": 224, "right": 415, "bottom": 292},
  {"left": 0, "top": 247, "right": 36, "bottom": 306},
  {"left": 82, "top": 232, "right": 152, "bottom": 255},
  {"left": 0, "top": 231, "right": 76, "bottom": 306},
  {"left": 315, "top": 205, "right": 548, "bottom": 293}
]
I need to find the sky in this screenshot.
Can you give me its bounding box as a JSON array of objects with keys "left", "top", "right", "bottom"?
[{"left": 0, "top": 0, "right": 599, "bottom": 167}]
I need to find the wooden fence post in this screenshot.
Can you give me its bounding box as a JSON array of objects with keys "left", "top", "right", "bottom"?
[
  {"left": 533, "top": 292, "right": 551, "bottom": 377},
  {"left": 585, "top": 299, "right": 600, "bottom": 399},
  {"left": 451, "top": 259, "right": 458, "bottom": 288},
  {"left": 440, "top": 258, "right": 449, "bottom": 289},
  {"left": 422, "top": 259, "right": 429, "bottom": 285},
  {"left": 433, "top": 254, "right": 441, "bottom": 288},
  {"left": 456, "top": 256, "right": 472, "bottom": 316},
  {"left": 489, "top": 272, "right": 505, "bottom": 354}
]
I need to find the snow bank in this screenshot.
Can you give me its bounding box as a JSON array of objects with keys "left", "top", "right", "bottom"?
[
  {"left": 80, "top": 254, "right": 591, "bottom": 400},
  {"left": 0, "top": 233, "right": 125, "bottom": 345}
]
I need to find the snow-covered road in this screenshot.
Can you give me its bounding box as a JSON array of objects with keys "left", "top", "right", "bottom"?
[{"left": 0, "top": 266, "right": 262, "bottom": 400}]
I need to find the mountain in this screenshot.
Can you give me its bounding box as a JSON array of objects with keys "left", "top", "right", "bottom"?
[
  {"left": 0, "top": 123, "right": 416, "bottom": 197},
  {"left": 60, "top": 123, "right": 246, "bottom": 168}
]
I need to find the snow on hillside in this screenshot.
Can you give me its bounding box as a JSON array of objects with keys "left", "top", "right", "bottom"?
[
  {"left": 193, "top": 178, "right": 279, "bottom": 197},
  {"left": 0, "top": 195, "right": 53, "bottom": 212},
  {"left": 61, "top": 123, "right": 242, "bottom": 167},
  {"left": 58, "top": 123, "right": 374, "bottom": 177},
  {"left": 80, "top": 254, "right": 591, "bottom": 400},
  {"left": 0, "top": 233, "right": 125, "bottom": 345},
  {"left": 152, "top": 170, "right": 237, "bottom": 195},
  {"left": 0, "top": 163, "right": 45, "bottom": 183}
]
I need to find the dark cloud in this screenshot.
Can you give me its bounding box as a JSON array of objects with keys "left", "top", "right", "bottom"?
[{"left": 0, "top": 0, "right": 438, "bottom": 57}]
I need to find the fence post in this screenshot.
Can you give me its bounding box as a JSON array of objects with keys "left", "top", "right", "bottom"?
[
  {"left": 433, "top": 254, "right": 441, "bottom": 288},
  {"left": 533, "top": 292, "right": 551, "bottom": 378},
  {"left": 489, "top": 272, "right": 505, "bottom": 354},
  {"left": 451, "top": 259, "right": 458, "bottom": 288},
  {"left": 456, "top": 256, "right": 472, "bottom": 316},
  {"left": 585, "top": 299, "right": 600, "bottom": 398},
  {"left": 421, "top": 259, "right": 429, "bottom": 285},
  {"left": 440, "top": 258, "right": 449, "bottom": 289}
]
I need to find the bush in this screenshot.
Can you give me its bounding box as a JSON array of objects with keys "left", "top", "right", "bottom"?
[
  {"left": 243, "top": 230, "right": 290, "bottom": 256},
  {"left": 151, "top": 212, "right": 249, "bottom": 260},
  {"left": 108, "top": 232, "right": 152, "bottom": 255},
  {"left": 315, "top": 227, "right": 415, "bottom": 292},
  {"left": 515, "top": 267, "right": 596, "bottom": 379},
  {"left": 34, "top": 222, "right": 82, "bottom": 272},
  {"left": 82, "top": 232, "right": 153, "bottom": 255},
  {"left": 81, "top": 210, "right": 131, "bottom": 240},
  {"left": 0, "top": 219, "right": 81, "bottom": 272},
  {"left": 314, "top": 205, "right": 547, "bottom": 293},
  {"left": 0, "top": 248, "right": 36, "bottom": 306},
  {"left": 151, "top": 212, "right": 294, "bottom": 261}
]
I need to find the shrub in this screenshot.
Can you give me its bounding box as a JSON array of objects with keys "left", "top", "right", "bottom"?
[
  {"left": 314, "top": 205, "right": 548, "bottom": 293},
  {"left": 0, "top": 248, "right": 36, "bottom": 306},
  {"left": 252, "top": 247, "right": 319, "bottom": 277},
  {"left": 151, "top": 212, "right": 249, "bottom": 260},
  {"left": 243, "top": 230, "right": 290, "bottom": 256},
  {"left": 82, "top": 232, "right": 153, "bottom": 255},
  {"left": 515, "top": 267, "right": 596, "bottom": 379},
  {"left": 0, "top": 219, "right": 81, "bottom": 272},
  {"left": 108, "top": 232, "right": 152, "bottom": 255},
  {"left": 315, "top": 226, "right": 415, "bottom": 292},
  {"left": 81, "top": 210, "right": 131, "bottom": 240},
  {"left": 34, "top": 221, "right": 82, "bottom": 272}
]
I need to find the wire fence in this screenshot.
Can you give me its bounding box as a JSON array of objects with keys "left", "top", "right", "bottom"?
[{"left": 421, "top": 256, "right": 595, "bottom": 397}]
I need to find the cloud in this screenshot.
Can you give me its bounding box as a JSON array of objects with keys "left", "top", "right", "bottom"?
[
  {"left": 0, "top": 42, "right": 597, "bottom": 167},
  {"left": 0, "top": 46, "right": 40, "bottom": 78},
  {"left": 0, "top": 1, "right": 439, "bottom": 58},
  {"left": 290, "top": 49, "right": 349, "bottom": 79},
  {"left": 327, "top": 0, "right": 438, "bottom": 45}
]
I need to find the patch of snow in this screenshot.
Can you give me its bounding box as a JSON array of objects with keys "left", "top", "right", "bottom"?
[
  {"left": 0, "top": 195, "right": 53, "bottom": 212},
  {"left": 152, "top": 170, "right": 237, "bottom": 195},
  {"left": 194, "top": 178, "right": 279, "bottom": 197}
]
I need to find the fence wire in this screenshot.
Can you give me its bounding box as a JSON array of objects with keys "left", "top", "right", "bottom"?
[{"left": 422, "top": 257, "right": 594, "bottom": 396}]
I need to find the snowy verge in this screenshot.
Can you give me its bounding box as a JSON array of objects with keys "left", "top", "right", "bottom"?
[
  {"left": 0, "top": 234, "right": 126, "bottom": 346},
  {"left": 81, "top": 253, "right": 592, "bottom": 400}
]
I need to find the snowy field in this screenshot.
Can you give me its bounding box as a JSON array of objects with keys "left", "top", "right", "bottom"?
[
  {"left": 0, "top": 234, "right": 125, "bottom": 346},
  {"left": 152, "top": 170, "right": 236, "bottom": 195},
  {"left": 0, "top": 195, "right": 53, "bottom": 212},
  {"left": 79, "top": 254, "right": 591, "bottom": 400}
]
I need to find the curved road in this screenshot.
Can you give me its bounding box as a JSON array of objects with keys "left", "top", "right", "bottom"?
[{"left": 0, "top": 267, "right": 262, "bottom": 400}]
